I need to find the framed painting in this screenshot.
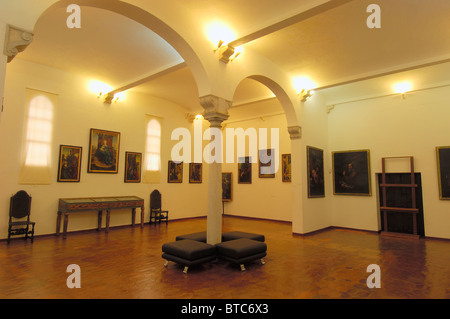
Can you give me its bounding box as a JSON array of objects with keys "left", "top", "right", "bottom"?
[
  {"left": 189, "top": 163, "right": 202, "bottom": 183},
  {"left": 238, "top": 156, "right": 252, "bottom": 184},
  {"left": 88, "top": 128, "right": 120, "bottom": 173},
  {"left": 259, "top": 149, "right": 275, "bottom": 178},
  {"left": 168, "top": 160, "right": 183, "bottom": 183},
  {"left": 332, "top": 149, "right": 371, "bottom": 196},
  {"left": 57, "top": 145, "right": 82, "bottom": 182},
  {"left": 222, "top": 172, "right": 232, "bottom": 201},
  {"left": 282, "top": 154, "right": 291, "bottom": 182},
  {"left": 307, "top": 146, "right": 324, "bottom": 197},
  {"left": 124, "top": 152, "right": 142, "bottom": 183},
  {"left": 436, "top": 146, "right": 450, "bottom": 199}
]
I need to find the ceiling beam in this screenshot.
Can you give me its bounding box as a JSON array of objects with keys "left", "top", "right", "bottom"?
[
  {"left": 314, "top": 54, "right": 450, "bottom": 92},
  {"left": 228, "top": 0, "right": 354, "bottom": 48},
  {"left": 104, "top": 61, "right": 186, "bottom": 103}
]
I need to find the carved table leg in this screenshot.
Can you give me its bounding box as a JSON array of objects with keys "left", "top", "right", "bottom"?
[
  {"left": 56, "top": 211, "right": 62, "bottom": 235},
  {"left": 131, "top": 207, "right": 136, "bottom": 226},
  {"left": 97, "top": 210, "right": 102, "bottom": 231},
  {"left": 105, "top": 210, "right": 111, "bottom": 233},
  {"left": 63, "top": 213, "right": 69, "bottom": 239}
]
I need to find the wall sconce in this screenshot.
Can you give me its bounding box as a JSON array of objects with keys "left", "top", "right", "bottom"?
[
  {"left": 213, "top": 40, "right": 241, "bottom": 63},
  {"left": 102, "top": 91, "right": 125, "bottom": 104},
  {"left": 299, "top": 89, "right": 314, "bottom": 102},
  {"left": 393, "top": 82, "right": 412, "bottom": 99}
]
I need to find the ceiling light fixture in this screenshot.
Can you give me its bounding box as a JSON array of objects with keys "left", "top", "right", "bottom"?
[
  {"left": 299, "top": 88, "right": 314, "bottom": 102},
  {"left": 206, "top": 21, "right": 241, "bottom": 63},
  {"left": 213, "top": 42, "right": 242, "bottom": 63},
  {"left": 393, "top": 81, "right": 412, "bottom": 99},
  {"left": 293, "top": 76, "right": 316, "bottom": 101}
]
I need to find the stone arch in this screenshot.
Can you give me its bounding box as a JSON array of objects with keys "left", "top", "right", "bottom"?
[
  {"left": 37, "top": 0, "right": 211, "bottom": 97},
  {"left": 234, "top": 74, "right": 299, "bottom": 130}
]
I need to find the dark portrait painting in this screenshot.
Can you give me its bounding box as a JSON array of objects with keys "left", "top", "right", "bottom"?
[
  {"left": 282, "top": 154, "right": 291, "bottom": 182},
  {"left": 124, "top": 152, "right": 141, "bottom": 183},
  {"left": 436, "top": 146, "right": 450, "bottom": 199},
  {"left": 58, "top": 145, "right": 82, "bottom": 182},
  {"left": 168, "top": 160, "right": 183, "bottom": 183},
  {"left": 307, "top": 146, "right": 324, "bottom": 198},
  {"left": 189, "top": 163, "right": 202, "bottom": 183},
  {"left": 238, "top": 156, "right": 252, "bottom": 184},
  {"left": 222, "top": 172, "right": 232, "bottom": 201},
  {"left": 88, "top": 129, "right": 120, "bottom": 173},
  {"left": 333, "top": 150, "right": 371, "bottom": 196}
]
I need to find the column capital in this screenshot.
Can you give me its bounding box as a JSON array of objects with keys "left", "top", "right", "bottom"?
[
  {"left": 288, "top": 125, "right": 302, "bottom": 140},
  {"left": 4, "top": 25, "right": 33, "bottom": 63},
  {"left": 199, "top": 94, "right": 231, "bottom": 128}
]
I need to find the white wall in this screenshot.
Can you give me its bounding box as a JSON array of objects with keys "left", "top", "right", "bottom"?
[
  {"left": 328, "top": 86, "right": 450, "bottom": 239},
  {"left": 222, "top": 99, "right": 293, "bottom": 222},
  {"left": 0, "top": 58, "right": 208, "bottom": 239},
  {"left": 300, "top": 93, "right": 332, "bottom": 233}
]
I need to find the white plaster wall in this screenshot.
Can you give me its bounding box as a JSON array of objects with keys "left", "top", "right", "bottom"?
[
  {"left": 328, "top": 86, "right": 450, "bottom": 239},
  {"left": 0, "top": 58, "right": 208, "bottom": 238}
]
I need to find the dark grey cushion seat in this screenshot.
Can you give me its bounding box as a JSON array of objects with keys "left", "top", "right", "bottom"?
[
  {"left": 222, "top": 231, "right": 265, "bottom": 242},
  {"left": 216, "top": 238, "right": 267, "bottom": 271},
  {"left": 175, "top": 231, "right": 207, "bottom": 242},
  {"left": 162, "top": 239, "right": 216, "bottom": 273}
]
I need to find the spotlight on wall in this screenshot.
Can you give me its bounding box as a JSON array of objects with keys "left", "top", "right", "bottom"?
[
  {"left": 214, "top": 43, "right": 241, "bottom": 63},
  {"left": 299, "top": 88, "right": 314, "bottom": 102},
  {"left": 293, "top": 76, "right": 316, "bottom": 101},
  {"left": 213, "top": 40, "right": 225, "bottom": 53},
  {"left": 393, "top": 81, "right": 412, "bottom": 99}
]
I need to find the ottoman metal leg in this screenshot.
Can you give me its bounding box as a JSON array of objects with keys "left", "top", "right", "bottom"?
[
  {"left": 183, "top": 266, "right": 189, "bottom": 274},
  {"left": 240, "top": 264, "right": 246, "bottom": 271},
  {"left": 261, "top": 258, "right": 265, "bottom": 265},
  {"left": 164, "top": 260, "right": 169, "bottom": 267}
]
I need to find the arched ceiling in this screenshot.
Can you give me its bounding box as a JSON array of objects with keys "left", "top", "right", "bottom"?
[{"left": 4, "top": 0, "right": 450, "bottom": 112}]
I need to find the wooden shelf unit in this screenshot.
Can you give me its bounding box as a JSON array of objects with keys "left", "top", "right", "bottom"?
[{"left": 380, "top": 156, "right": 420, "bottom": 239}]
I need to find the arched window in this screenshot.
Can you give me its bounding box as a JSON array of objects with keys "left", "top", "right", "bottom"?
[
  {"left": 146, "top": 118, "right": 161, "bottom": 171},
  {"left": 24, "top": 95, "right": 54, "bottom": 167},
  {"left": 19, "top": 89, "right": 57, "bottom": 185}
]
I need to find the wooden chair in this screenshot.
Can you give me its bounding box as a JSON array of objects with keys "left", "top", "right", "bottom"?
[
  {"left": 149, "top": 190, "right": 169, "bottom": 224},
  {"left": 8, "top": 190, "right": 35, "bottom": 244}
]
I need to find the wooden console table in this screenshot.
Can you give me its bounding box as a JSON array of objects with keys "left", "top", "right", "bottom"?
[{"left": 56, "top": 196, "right": 144, "bottom": 238}]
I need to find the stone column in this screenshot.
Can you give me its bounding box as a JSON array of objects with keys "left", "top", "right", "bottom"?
[
  {"left": 288, "top": 125, "right": 304, "bottom": 235},
  {"left": 199, "top": 95, "right": 231, "bottom": 244}
]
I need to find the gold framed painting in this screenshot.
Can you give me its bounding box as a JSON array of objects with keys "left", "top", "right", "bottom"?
[
  {"left": 124, "top": 152, "right": 142, "bottom": 183},
  {"left": 57, "top": 145, "right": 82, "bottom": 182},
  {"left": 259, "top": 149, "right": 275, "bottom": 178},
  {"left": 88, "top": 128, "right": 120, "bottom": 173},
  {"left": 189, "top": 163, "right": 202, "bottom": 183},
  {"left": 436, "top": 146, "right": 450, "bottom": 199},
  {"left": 238, "top": 156, "right": 252, "bottom": 184},
  {"left": 282, "top": 154, "right": 291, "bottom": 182},
  {"left": 168, "top": 160, "right": 183, "bottom": 183},
  {"left": 332, "top": 149, "right": 371, "bottom": 196},
  {"left": 222, "top": 172, "right": 232, "bottom": 202},
  {"left": 307, "top": 146, "right": 324, "bottom": 198}
]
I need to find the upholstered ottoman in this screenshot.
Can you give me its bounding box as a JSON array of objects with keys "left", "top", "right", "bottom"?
[
  {"left": 222, "top": 231, "right": 265, "bottom": 242},
  {"left": 175, "top": 231, "right": 207, "bottom": 243},
  {"left": 162, "top": 239, "right": 216, "bottom": 273},
  {"left": 216, "top": 238, "right": 267, "bottom": 271}
]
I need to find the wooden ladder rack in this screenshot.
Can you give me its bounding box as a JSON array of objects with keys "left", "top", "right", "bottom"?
[{"left": 380, "top": 156, "right": 420, "bottom": 238}]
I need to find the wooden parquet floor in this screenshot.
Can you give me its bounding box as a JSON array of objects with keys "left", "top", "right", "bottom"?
[{"left": 1, "top": 216, "right": 450, "bottom": 299}]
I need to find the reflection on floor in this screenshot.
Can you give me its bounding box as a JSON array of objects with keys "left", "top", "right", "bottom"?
[{"left": 1, "top": 216, "right": 449, "bottom": 299}]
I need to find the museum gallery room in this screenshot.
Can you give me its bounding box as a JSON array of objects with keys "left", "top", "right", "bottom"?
[{"left": 1, "top": 0, "right": 450, "bottom": 302}]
